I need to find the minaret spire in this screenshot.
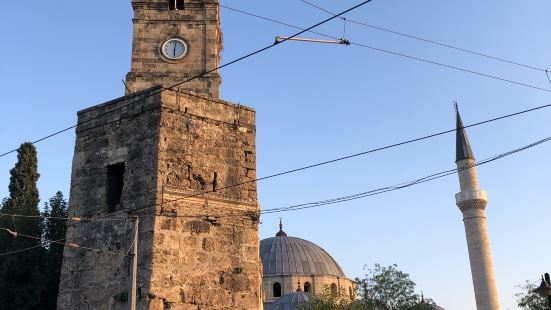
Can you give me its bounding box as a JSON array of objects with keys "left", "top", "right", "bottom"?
[
  {"left": 455, "top": 103, "right": 475, "bottom": 162},
  {"left": 454, "top": 105, "right": 500, "bottom": 310}
]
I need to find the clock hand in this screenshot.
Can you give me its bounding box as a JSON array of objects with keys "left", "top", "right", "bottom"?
[{"left": 173, "top": 43, "right": 176, "bottom": 56}]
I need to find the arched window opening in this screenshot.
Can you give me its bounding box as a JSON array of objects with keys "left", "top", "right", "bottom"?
[
  {"left": 304, "top": 282, "right": 311, "bottom": 293},
  {"left": 349, "top": 287, "right": 353, "bottom": 300},
  {"left": 330, "top": 283, "right": 338, "bottom": 297},
  {"left": 273, "top": 282, "right": 282, "bottom": 298},
  {"left": 169, "top": 0, "right": 185, "bottom": 10}
]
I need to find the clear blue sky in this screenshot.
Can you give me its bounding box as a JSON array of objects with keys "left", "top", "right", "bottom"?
[{"left": 1, "top": 1, "right": 550, "bottom": 309}]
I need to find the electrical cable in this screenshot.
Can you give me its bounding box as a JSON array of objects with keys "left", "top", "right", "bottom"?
[
  {"left": 2, "top": 3, "right": 549, "bottom": 222},
  {"left": 89, "top": 111, "right": 551, "bottom": 217},
  {"left": 150, "top": 102, "right": 551, "bottom": 209},
  {"left": 4, "top": 101, "right": 551, "bottom": 223},
  {"left": 0, "top": 213, "right": 127, "bottom": 222},
  {"left": 260, "top": 136, "right": 551, "bottom": 214},
  {"left": 297, "top": 0, "right": 547, "bottom": 72},
  {"left": 0, "top": 228, "right": 126, "bottom": 256},
  {"left": 220, "top": 4, "right": 551, "bottom": 93},
  {"left": 348, "top": 41, "right": 551, "bottom": 93},
  {"left": 0, "top": 238, "right": 66, "bottom": 257},
  {"left": 0, "top": 0, "right": 374, "bottom": 159},
  {"left": 4, "top": 134, "right": 550, "bottom": 222}
]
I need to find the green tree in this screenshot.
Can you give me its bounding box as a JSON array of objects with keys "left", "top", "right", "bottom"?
[
  {"left": 299, "top": 286, "right": 365, "bottom": 310},
  {"left": 356, "top": 264, "right": 419, "bottom": 310},
  {"left": 1, "top": 142, "right": 41, "bottom": 238},
  {"left": 0, "top": 142, "right": 45, "bottom": 309},
  {"left": 515, "top": 279, "right": 549, "bottom": 310},
  {"left": 39, "top": 191, "right": 69, "bottom": 309}
]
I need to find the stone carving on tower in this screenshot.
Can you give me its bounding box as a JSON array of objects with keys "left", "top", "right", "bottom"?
[
  {"left": 454, "top": 105, "right": 500, "bottom": 310},
  {"left": 57, "top": 1, "right": 262, "bottom": 309}
]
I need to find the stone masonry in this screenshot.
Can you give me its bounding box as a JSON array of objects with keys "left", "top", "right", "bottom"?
[
  {"left": 58, "top": 1, "right": 262, "bottom": 308},
  {"left": 125, "top": 0, "right": 222, "bottom": 98},
  {"left": 57, "top": 88, "right": 262, "bottom": 309}
]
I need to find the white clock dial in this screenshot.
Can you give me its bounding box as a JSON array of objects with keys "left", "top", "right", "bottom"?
[{"left": 161, "top": 38, "right": 188, "bottom": 60}]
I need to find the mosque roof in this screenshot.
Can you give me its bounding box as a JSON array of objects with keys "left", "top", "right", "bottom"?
[{"left": 260, "top": 221, "right": 346, "bottom": 277}]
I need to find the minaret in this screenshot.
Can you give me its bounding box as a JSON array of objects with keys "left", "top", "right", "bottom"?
[{"left": 455, "top": 105, "right": 500, "bottom": 310}]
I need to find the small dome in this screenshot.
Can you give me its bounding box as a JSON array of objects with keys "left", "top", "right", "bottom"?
[
  {"left": 260, "top": 223, "right": 346, "bottom": 277},
  {"left": 266, "top": 290, "right": 310, "bottom": 310}
]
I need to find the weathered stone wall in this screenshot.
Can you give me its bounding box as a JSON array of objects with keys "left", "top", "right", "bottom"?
[
  {"left": 146, "top": 90, "right": 261, "bottom": 308},
  {"left": 58, "top": 88, "right": 163, "bottom": 309},
  {"left": 58, "top": 87, "right": 262, "bottom": 309},
  {"left": 126, "top": 0, "right": 221, "bottom": 98}
]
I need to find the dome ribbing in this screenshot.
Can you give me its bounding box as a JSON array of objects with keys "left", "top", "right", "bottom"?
[{"left": 260, "top": 229, "right": 346, "bottom": 277}]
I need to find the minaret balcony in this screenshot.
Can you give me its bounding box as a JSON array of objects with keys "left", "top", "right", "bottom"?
[{"left": 455, "top": 190, "right": 487, "bottom": 204}]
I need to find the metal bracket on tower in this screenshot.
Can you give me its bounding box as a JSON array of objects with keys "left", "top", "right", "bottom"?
[{"left": 274, "top": 36, "right": 350, "bottom": 45}]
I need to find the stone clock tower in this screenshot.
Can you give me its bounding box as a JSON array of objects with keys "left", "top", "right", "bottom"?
[
  {"left": 125, "top": 0, "right": 221, "bottom": 98},
  {"left": 57, "top": 1, "right": 262, "bottom": 309}
]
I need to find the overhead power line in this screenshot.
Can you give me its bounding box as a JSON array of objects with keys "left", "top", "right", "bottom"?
[
  {"left": 260, "top": 135, "right": 551, "bottom": 214},
  {"left": 0, "top": 0, "right": 374, "bottom": 159},
  {"left": 109, "top": 133, "right": 551, "bottom": 219},
  {"left": 91, "top": 101, "right": 551, "bottom": 221},
  {"left": 297, "top": 0, "right": 547, "bottom": 73},
  {"left": 5, "top": 133, "right": 550, "bottom": 223},
  {"left": 0, "top": 213, "right": 127, "bottom": 222},
  {"left": 220, "top": 4, "right": 551, "bottom": 94},
  {"left": 1, "top": 211, "right": 224, "bottom": 222},
  {"left": 0, "top": 238, "right": 66, "bottom": 257},
  {"left": 0, "top": 228, "right": 126, "bottom": 256},
  {"left": 348, "top": 42, "right": 551, "bottom": 93},
  {"left": 154, "top": 102, "right": 551, "bottom": 207}
]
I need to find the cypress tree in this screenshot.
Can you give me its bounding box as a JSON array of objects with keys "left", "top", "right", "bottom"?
[
  {"left": 0, "top": 142, "right": 45, "bottom": 308},
  {"left": 40, "top": 191, "right": 68, "bottom": 309}
]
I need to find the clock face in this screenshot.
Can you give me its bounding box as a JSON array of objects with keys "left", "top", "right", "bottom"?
[{"left": 161, "top": 38, "right": 188, "bottom": 60}]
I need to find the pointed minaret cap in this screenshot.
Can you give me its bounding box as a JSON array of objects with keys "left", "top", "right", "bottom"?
[
  {"left": 276, "top": 218, "right": 287, "bottom": 237},
  {"left": 455, "top": 103, "right": 475, "bottom": 162}
]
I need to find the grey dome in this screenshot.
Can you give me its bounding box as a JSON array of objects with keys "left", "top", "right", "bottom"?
[
  {"left": 260, "top": 226, "right": 346, "bottom": 277},
  {"left": 266, "top": 290, "right": 310, "bottom": 310}
]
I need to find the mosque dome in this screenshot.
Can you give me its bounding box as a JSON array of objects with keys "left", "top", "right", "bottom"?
[
  {"left": 260, "top": 222, "right": 346, "bottom": 277},
  {"left": 265, "top": 289, "right": 310, "bottom": 310}
]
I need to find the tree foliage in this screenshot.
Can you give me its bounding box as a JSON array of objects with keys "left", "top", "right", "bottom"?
[
  {"left": 0, "top": 142, "right": 44, "bottom": 308},
  {"left": 299, "top": 264, "right": 436, "bottom": 310},
  {"left": 0, "top": 143, "right": 68, "bottom": 309},
  {"left": 40, "top": 191, "right": 69, "bottom": 309},
  {"left": 1, "top": 142, "right": 41, "bottom": 240},
  {"left": 515, "top": 279, "right": 549, "bottom": 310},
  {"left": 298, "top": 286, "right": 363, "bottom": 310},
  {"left": 356, "top": 264, "right": 420, "bottom": 310}
]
